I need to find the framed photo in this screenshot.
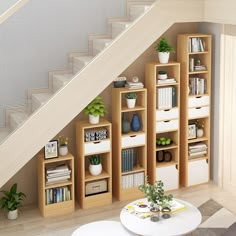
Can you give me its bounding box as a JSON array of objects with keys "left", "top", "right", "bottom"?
[
  {"left": 188, "top": 124, "right": 197, "bottom": 139},
  {"left": 44, "top": 140, "right": 58, "bottom": 159}
]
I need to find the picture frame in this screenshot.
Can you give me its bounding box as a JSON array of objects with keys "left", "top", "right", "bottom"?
[
  {"left": 44, "top": 140, "right": 58, "bottom": 159},
  {"left": 188, "top": 124, "right": 197, "bottom": 139}
]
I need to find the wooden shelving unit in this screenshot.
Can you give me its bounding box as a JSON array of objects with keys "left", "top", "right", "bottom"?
[
  {"left": 37, "top": 153, "right": 75, "bottom": 217},
  {"left": 145, "top": 62, "right": 180, "bottom": 191},
  {"left": 75, "top": 119, "right": 112, "bottom": 209},
  {"left": 177, "top": 33, "right": 211, "bottom": 187},
  {"left": 112, "top": 88, "right": 147, "bottom": 201}
]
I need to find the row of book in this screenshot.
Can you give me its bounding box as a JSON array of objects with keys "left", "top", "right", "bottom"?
[
  {"left": 121, "top": 172, "right": 144, "bottom": 190},
  {"left": 189, "top": 77, "right": 206, "bottom": 95},
  {"left": 188, "top": 143, "right": 207, "bottom": 159},
  {"left": 121, "top": 148, "right": 137, "bottom": 172},
  {"left": 157, "top": 86, "right": 177, "bottom": 109},
  {"left": 125, "top": 81, "right": 144, "bottom": 89},
  {"left": 189, "top": 37, "right": 205, "bottom": 52},
  {"left": 45, "top": 186, "right": 71, "bottom": 205},
  {"left": 46, "top": 164, "right": 71, "bottom": 185},
  {"left": 84, "top": 128, "right": 108, "bottom": 142}
]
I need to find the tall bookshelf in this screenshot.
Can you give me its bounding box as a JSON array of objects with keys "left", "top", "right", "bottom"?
[
  {"left": 112, "top": 88, "right": 147, "bottom": 201},
  {"left": 177, "top": 33, "right": 211, "bottom": 187},
  {"left": 75, "top": 119, "right": 112, "bottom": 209},
  {"left": 145, "top": 62, "right": 180, "bottom": 191}
]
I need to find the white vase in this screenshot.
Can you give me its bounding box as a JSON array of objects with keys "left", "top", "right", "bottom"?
[
  {"left": 126, "top": 99, "right": 136, "bottom": 109},
  {"left": 158, "top": 73, "right": 167, "bottom": 80},
  {"left": 7, "top": 209, "right": 18, "bottom": 220},
  {"left": 158, "top": 52, "right": 170, "bottom": 64},
  {"left": 197, "top": 128, "right": 204, "bottom": 138},
  {"left": 89, "top": 163, "right": 102, "bottom": 176},
  {"left": 59, "top": 146, "right": 68, "bottom": 156},
  {"left": 89, "top": 114, "right": 99, "bottom": 124}
]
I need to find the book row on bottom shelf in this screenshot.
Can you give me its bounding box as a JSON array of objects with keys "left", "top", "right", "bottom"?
[
  {"left": 45, "top": 186, "right": 71, "bottom": 205},
  {"left": 122, "top": 172, "right": 144, "bottom": 190}
]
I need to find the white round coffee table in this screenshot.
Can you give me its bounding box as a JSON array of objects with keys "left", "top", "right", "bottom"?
[
  {"left": 71, "top": 220, "right": 137, "bottom": 236},
  {"left": 120, "top": 198, "right": 202, "bottom": 236}
]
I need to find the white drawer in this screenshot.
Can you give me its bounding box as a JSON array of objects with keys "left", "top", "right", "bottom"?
[
  {"left": 121, "top": 133, "right": 146, "bottom": 148},
  {"left": 84, "top": 140, "right": 110, "bottom": 155},
  {"left": 156, "top": 165, "right": 179, "bottom": 191},
  {"left": 188, "top": 106, "right": 209, "bottom": 119},
  {"left": 156, "top": 119, "right": 178, "bottom": 133},
  {"left": 188, "top": 159, "right": 209, "bottom": 186},
  {"left": 188, "top": 96, "right": 209, "bottom": 108},
  {"left": 156, "top": 108, "right": 179, "bottom": 121}
]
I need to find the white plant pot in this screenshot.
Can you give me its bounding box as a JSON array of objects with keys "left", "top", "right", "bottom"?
[
  {"left": 7, "top": 209, "right": 18, "bottom": 220},
  {"left": 158, "top": 52, "right": 170, "bottom": 64},
  {"left": 59, "top": 146, "right": 68, "bottom": 156},
  {"left": 126, "top": 99, "right": 136, "bottom": 109},
  {"left": 89, "top": 163, "right": 102, "bottom": 176},
  {"left": 158, "top": 73, "right": 168, "bottom": 80},
  {"left": 89, "top": 114, "right": 100, "bottom": 124}
]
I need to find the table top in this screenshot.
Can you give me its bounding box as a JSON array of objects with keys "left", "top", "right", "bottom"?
[{"left": 120, "top": 198, "right": 202, "bottom": 236}]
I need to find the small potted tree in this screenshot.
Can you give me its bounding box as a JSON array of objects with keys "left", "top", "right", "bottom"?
[
  {"left": 58, "top": 135, "right": 69, "bottom": 156},
  {"left": 155, "top": 37, "right": 174, "bottom": 64},
  {"left": 0, "top": 183, "right": 26, "bottom": 220},
  {"left": 84, "top": 96, "right": 106, "bottom": 124},
  {"left": 125, "top": 92, "right": 137, "bottom": 108},
  {"left": 89, "top": 155, "right": 102, "bottom": 176}
]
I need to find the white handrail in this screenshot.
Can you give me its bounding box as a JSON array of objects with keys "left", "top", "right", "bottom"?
[{"left": 0, "top": 0, "right": 28, "bottom": 25}]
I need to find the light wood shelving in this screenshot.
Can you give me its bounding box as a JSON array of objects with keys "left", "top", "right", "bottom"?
[
  {"left": 177, "top": 33, "right": 211, "bottom": 187},
  {"left": 112, "top": 88, "right": 147, "bottom": 201},
  {"left": 37, "top": 153, "right": 75, "bottom": 217},
  {"left": 145, "top": 61, "right": 180, "bottom": 191},
  {"left": 75, "top": 119, "right": 112, "bottom": 209}
]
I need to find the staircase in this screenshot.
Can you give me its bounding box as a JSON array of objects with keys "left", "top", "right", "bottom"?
[{"left": 0, "top": 0, "right": 204, "bottom": 188}]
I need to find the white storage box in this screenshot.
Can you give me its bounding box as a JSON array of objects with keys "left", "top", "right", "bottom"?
[
  {"left": 188, "top": 96, "right": 209, "bottom": 108},
  {"left": 188, "top": 159, "right": 209, "bottom": 186},
  {"left": 156, "top": 108, "right": 179, "bottom": 121},
  {"left": 156, "top": 165, "right": 179, "bottom": 191},
  {"left": 84, "top": 140, "right": 110, "bottom": 155},
  {"left": 188, "top": 106, "right": 209, "bottom": 119},
  {"left": 121, "top": 133, "right": 145, "bottom": 148},
  {"left": 156, "top": 119, "right": 178, "bottom": 133}
]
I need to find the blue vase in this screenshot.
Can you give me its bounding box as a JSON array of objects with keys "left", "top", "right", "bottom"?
[{"left": 131, "top": 114, "right": 141, "bottom": 132}]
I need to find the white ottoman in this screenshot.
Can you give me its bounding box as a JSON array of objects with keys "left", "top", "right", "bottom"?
[{"left": 71, "top": 220, "right": 137, "bottom": 236}]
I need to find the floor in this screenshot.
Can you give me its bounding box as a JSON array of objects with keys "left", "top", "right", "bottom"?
[{"left": 1, "top": 182, "right": 236, "bottom": 236}]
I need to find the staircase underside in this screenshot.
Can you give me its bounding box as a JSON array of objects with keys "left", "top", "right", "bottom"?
[{"left": 1, "top": 0, "right": 235, "bottom": 188}]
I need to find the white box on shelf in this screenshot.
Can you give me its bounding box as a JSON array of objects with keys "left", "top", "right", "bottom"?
[
  {"left": 156, "top": 165, "right": 178, "bottom": 191},
  {"left": 188, "top": 106, "right": 209, "bottom": 119},
  {"left": 188, "top": 96, "right": 209, "bottom": 108},
  {"left": 156, "top": 108, "right": 179, "bottom": 121},
  {"left": 121, "top": 133, "right": 145, "bottom": 148},
  {"left": 156, "top": 119, "right": 178, "bottom": 133},
  {"left": 84, "top": 140, "right": 110, "bottom": 155},
  {"left": 188, "top": 159, "right": 209, "bottom": 186}
]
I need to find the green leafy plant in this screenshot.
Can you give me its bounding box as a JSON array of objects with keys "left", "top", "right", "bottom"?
[
  {"left": 138, "top": 179, "right": 173, "bottom": 208},
  {"left": 0, "top": 183, "right": 26, "bottom": 211},
  {"left": 58, "top": 135, "right": 68, "bottom": 146},
  {"left": 158, "top": 70, "right": 167, "bottom": 75},
  {"left": 89, "top": 155, "right": 101, "bottom": 165},
  {"left": 155, "top": 37, "right": 174, "bottom": 53},
  {"left": 84, "top": 96, "right": 106, "bottom": 117},
  {"left": 125, "top": 92, "right": 137, "bottom": 99}
]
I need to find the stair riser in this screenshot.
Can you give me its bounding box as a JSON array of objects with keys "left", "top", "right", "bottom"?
[{"left": 112, "top": 22, "right": 131, "bottom": 39}]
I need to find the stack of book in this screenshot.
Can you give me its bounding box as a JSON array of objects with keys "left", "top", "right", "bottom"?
[
  {"left": 188, "top": 143, "right": 207, "bottom": 159},
  {"left": 125, "top": 81, "right": 144, "bottom": 89},
  {"left": 157, "top": 78, "right": 176, "bottom": 85},
  {"left": 157, "top": 86, "right": 176, "bottom": 109},
  {"left": 45, "top": 186, "right": 71, "bottom": 205},
  {"left": 189, "top": 77, "right": 206, "bottom": 95},
  {"left": 194, "top": 65, "right": 207, "bottom": 71},
  {"left": 46, "top": 164, "right": 71, "bottom": 184}
]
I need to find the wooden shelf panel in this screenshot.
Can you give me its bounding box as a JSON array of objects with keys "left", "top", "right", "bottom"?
[
  {"left": 156, "top": 160, "right": 178, "bottom": 168},
  {"left": 121, "top": 166, "right": 145, "bottom": 176},
  {"left": 84, "top": 170, "right": 110, "bottom": 182},
  {"left": 188, "top": 137, "right": 208, "bottom": 144},
  {"left": 188, "top": 51, "right": 209, "bottom": 55},
  {"left": 156, "top": 143, "right": 178, "bottom": 151},
  {"left": 40, "top": 153, "right": 73, "bottom": 163},
  {"left": 188, "top": 70, "right": 208, "bottom": 75},
  {"left": 45, "top": 180, "right": 73, "bottom": 189},
  {"left": 188, "top": 156, "right": 209, "bottom": 162},
  {"left": 156, "top": 82, "right": 179, "bottom": 87},
  {"left": 121, "top": 105, "right": 146, "bottom": 112},
  {"left": 156, "top": 129, "right": 178, "bottom": 134}
]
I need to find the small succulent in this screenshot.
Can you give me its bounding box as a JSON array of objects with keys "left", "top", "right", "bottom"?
[
  {"left": 89, "top": 155, "right": 101, "bottom": 165},
  {"left": 125, "top": 92, "right": 137, "bottom": 99}
]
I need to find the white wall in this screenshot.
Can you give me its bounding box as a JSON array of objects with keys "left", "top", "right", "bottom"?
[
  {"left": 0, "top": 0, "right": 19, "bottom": 15},
  {"left": 0, "top": 0, "right": 126, "bottom": 127}
]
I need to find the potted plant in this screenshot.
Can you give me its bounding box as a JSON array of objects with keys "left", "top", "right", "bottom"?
[
  {"left": 84, "top": 96, "right": 106, "bottom": 124},
  {"left": 155, "top": 37, "right": 174, "bottom": 64},
  {"left": 58, "top": 135, "right": 69, "bottom": 156},
  {"left": 157, "top": 70, "right": 168, "bottom": 80},
  {"left": 125, "top": 92, "right": 137, "bottom": 109},
  {"left": 138, "top": 179, "right": 173, "bottom": 211},
  {"left": 89, "top": 155, "right": 102, "bottom": 176},
  {"left": 0, "top": 183, "right": 26, "bottom": 220}
]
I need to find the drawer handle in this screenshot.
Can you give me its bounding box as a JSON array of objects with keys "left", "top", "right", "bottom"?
[
  {"left": 130, "top": 135, "right": 137, "bottom": 138},
  {"left": 93, "top": 141, "right": 101, "bottom": 144},
  {"left": 195, "top": 107, "right": 202, "bottom": 110},
  {"left": 92, "top": 185, "right": 100, "bottom": 189},
  {"left": 164, "top": 109, "right": 170, "bottom": 112},
  {"left": 164, "top": 120, "right": 170, "bottom": 123},
  {"left": 196, "top": 96, "right": 202, "bottom": 99}
]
